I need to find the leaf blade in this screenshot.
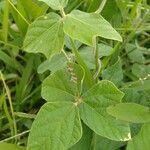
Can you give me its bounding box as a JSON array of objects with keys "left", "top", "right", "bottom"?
[
  {"left": 102, "top": 59, "right": 123, "bottom": 85},
  {"left": 23, "top": 12, "right": 64, "bottom": 58},
  {"left": 127, "top": 123, "right": 150, "bottom": 150},
  {"left": 0, "top": 143, "right": 25, "bottom": 150},
  {"left": 27, "top": 102, "right": 82, "bottom": 150},
  {"left": 38, "top": 0, "right": 68, "bottom": 10},
  {"left": 79, "top": 80, "right": 131, "bottom": 141},
  {"left": 107, "top": 103, "right": 150, "bottom": 123},
  {"left": 64, "top": 10, "right": 122, "bottom": 46},
  {"left": 80, "top": 102, "right": 131, "bottom": 141},
  {"left": 41, "top": 69, "right": 78, "bottom": 102}
]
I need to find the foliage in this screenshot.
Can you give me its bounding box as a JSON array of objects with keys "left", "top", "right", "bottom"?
[{"left": 0, "top": 0, "right": 150, "bottom": 150}]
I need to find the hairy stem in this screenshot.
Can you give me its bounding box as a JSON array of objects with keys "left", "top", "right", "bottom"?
[
  {"left": 60, "top": 7, "right": 66, "bottom": 18},
  {"left": 69, "top": 38, "right": 94, "bottom": 89},
  {"left": 93, "top": 37, "right": 101, "bottom": 81}
]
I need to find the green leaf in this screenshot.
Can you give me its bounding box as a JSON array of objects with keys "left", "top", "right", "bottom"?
[
  {"left": 127, "top": 123, "right": 150, "bottom": 150},
  {"left": 125, "top": 44, "right": 145, "bottom": 63},
  {"left": 42, "top": 69, "right": 78, "bottom": 102},
  {"left": 15, "top": 56, "right": 34, "bottom": 104},
  {"left": 19, "top": 0, "right": 48, "bottom": 20},
  {"left": 27, "top": 102, "right": 82, "bottom": 150},
  {"left": 10, "top": 0, "right": 29, "bottom": 35},
  {"left": 132, "top": 63, "right": 150, "bottom": 78},
  {"left": 95, "top": 135, "right": 125, "bottom": 150},
  {"left": 123, "top": 80, "right": 150, "bottom": 91},
  {"left": 122, "top": 88, "right": 147, "bottom": 104},
  {"left": 80, "top": 103, "right": 130, "bottom": 141},
  {"left": 23, "top": 12, "right": 64, "bottom": 58},
  {"left": 98, "top": 44, "right": 114, "bottom": 57},
  {"left": 37, "top": 53, "right": 67, "bottom": 74},
  {"left": 102, "top": 59, "right": 123, "bottom": 85},
  {"left": 69, "top": 123, "right": 92, "bottom": 150},
  {"left": 79, "top": 44, "right": 113, "bottom": 69},
  {"left": 82, "top": 80, "right": 124, "bottom": 103},
  {"left": 107, "top": 103, "right": 150, "bottom": 123},
  {"left": 64, "top": 10, "right": 122, "bottom": 46},
  {"left": 38, "top": 0, "right": 68, "bottom": 10},
  {"left": 41, "top": 63, "right": 86, "bottom": 101},
  {"left": 101, "top": 0, "right": 122, "bottom": 28},
  {"left": 65, "top": 35, "right": 82, "bottom": 50},
  {"left": 0, "top": 50, "right": 23, "bottom": 73},
  {"left": 0, "top": 143, "right": 25, "bottom": 150},
  {"left": 80, "top": 80, "right": 131, "bottom": 141},
  {"left": 86, "top": 0, "right": 101, "bottom": 12}
]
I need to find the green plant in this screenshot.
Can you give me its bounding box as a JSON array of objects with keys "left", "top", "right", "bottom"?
[
  {"left": 0, "top": 0, "right": 150, "bottom": 150},
  {"left": 21, "top": 0, "right": 150, "bottom": 149}
]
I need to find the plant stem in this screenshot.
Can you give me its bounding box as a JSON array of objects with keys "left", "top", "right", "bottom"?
[
  {"left": 93, "top": 0, "right": 108, "bottom": 79},
  {"left": 130, "top": 0, "right": 142, "bottom": 19},
  {"left": 69, "top": 38, "right": 94, "bottom": 89},
  {"left": 89, "top": 1, "right": 108, "bottom": 148},
  {"left": 0, "top": 71, "right": 17, "bottom": 142},
  {"left": 3, "top": 100, "right": 14, "bottom": 139},
  {"left": 0, "top": 130, "right": 30, "bottom": 142},
  {"left": 62, "top": 49, "right": 71, "bottom": 62},
  {"left": 93, "top": 37, "right": 101, "bottom": 81},
  {"left": 95, "top": 0, "right": 107, "bottom": 14},
  {"left": 60, "top": 7, "right": 66, "bottom": 18},
  {"left": 90, "top": 132, "right": 96, "bottom": 150},
  {"left": 93, "top": 37, "right": 98, "bottom": 69}
]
